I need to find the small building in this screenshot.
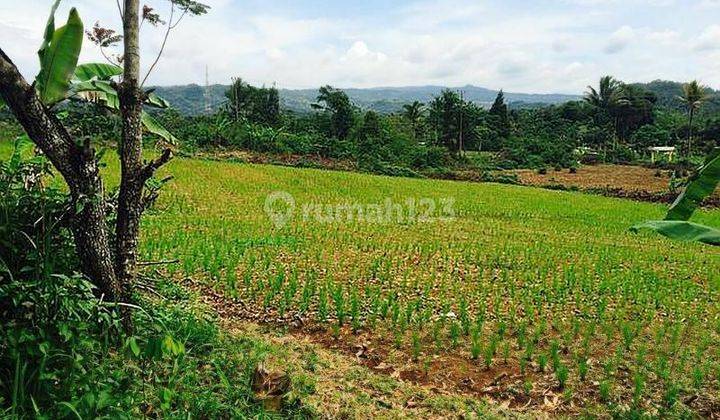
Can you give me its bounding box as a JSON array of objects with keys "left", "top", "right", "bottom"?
[{"left": 647, "top": 146, "right": 676, "bottom": 163}]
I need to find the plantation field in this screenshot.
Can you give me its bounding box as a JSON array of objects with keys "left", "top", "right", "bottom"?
[
  {"left": 133, "top": 154, "right": 719, "bottom": 416},
  {"left": 2, "top": 140, "right": 719, "bottom": 416}
]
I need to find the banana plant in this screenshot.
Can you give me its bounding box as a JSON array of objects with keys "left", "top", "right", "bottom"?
[
  {"left": 36, "top": 0, "right": 83, "bottom": 106},
  {"left": 34, "top": 0, "right": 177, "bottom": 145},
  {"left": 70, "top": 67, "right": 178, "bottom": 145},
  {"left": 632, "top": 149, "right": 720, "bottom": 246}
]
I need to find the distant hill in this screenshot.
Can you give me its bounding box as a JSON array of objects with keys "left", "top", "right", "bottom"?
[
  {"left": 153, "top": 81, "right": 720, "bottom": 116},
  {"left": 151, "top": 84, "right": 229, "bottom": 115},
  {"left": 152, "top": 84, "right": 580, "bottom": 115},
  {"left": 629, "top": 80, "right": 720, "bottom": 114}
]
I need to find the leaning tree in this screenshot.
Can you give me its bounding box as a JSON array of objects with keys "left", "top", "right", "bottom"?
[{"left": 0, "top": 0, "right": 208, "bottom": 330}]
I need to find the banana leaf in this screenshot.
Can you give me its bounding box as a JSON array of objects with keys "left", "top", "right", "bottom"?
[
  {"left": 70, "top": 80, "right": 177, "bottom": 145},
  {"left": 71, "top": 80, "right": 119, "bottom": 109},
  {"left": 141, "top": 112, "right": 178, "bottom": 145},
  {"left": 39, "top": 0, "right": 62, "bottom": 54},
  {"left": 631, "top": 221, "right": 720, "bottom": 246},
  {"left": 36, "top": 7, "right": 83, "bottom": 106},
  {"left": 73, "top": 63, "right": 122, "bottom": 82},
  {"left": 145, "top": 92, "right": 170, "bottom": 109},
  {"left": 666, "top": 149, "right": 720, "bottom": 221},
  {"left": 72, "top": 80, "right": 116, "bottom": 95}
]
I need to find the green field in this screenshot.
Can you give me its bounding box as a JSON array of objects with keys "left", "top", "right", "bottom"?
[
  {"left": 134, "top": 153, "right": 719, "bottom": 415},
  {"left": 3, "top": 139, "right": 719, "bottom": 415}
]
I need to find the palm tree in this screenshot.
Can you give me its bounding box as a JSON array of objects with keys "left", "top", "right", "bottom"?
[
  {"left": 584, "top": 76, "right": 627, "bottom": 148},
  {"left": 679, "top": 80, "right": 709, "bottom": 157},
  {"left": 402, "top": 101, "right": 425, "bottom": 140}
]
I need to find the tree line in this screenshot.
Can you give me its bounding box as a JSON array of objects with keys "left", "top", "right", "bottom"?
[{"left": 142, "top": 75, "right": 719, "bottom": 173}]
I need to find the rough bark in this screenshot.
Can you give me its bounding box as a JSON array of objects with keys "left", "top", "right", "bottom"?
[
  {"left": 116, "top": 0, "right": 172, "bottom": 299},
  {"left": 116, "top": 0, "right": 144, "bottom": 295},
  {"left": 0, "top": 48, "right": 123, "bottom": 304}
]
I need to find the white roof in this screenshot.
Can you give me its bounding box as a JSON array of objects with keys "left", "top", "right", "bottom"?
[{"left": 647, "top": 146, "right": 676, "bottom": 152}]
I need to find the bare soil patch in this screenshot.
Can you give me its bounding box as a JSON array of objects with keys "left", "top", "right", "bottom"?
[
  {"left": 512, "top": 164, "right": 720, "bottom": 206},
  {"left": 187, "top": 278, "right": 720, "bottom": 418}
]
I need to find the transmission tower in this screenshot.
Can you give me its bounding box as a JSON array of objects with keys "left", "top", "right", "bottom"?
[{"left": 203, "top": 65, "right": 211, "bottom": 114}]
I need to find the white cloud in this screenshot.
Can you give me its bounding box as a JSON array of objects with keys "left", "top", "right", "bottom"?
[
  {"left": 693, "top": 25, "right": 720, "bottom": 50},
  {"left": 1, "top": 0, "right": 719, "bottom": 93},
  {"left": 341, "top": 41, "right": 387, "bottom": 63},
  {"left": 604, "top": 25, "right": 635, "bottom": 54},
  {"left": 646, "top": 29, "right": 680, "bottom": 43},
  {"left": 697, "top": 0, "right": 720, "bottom": 8}
]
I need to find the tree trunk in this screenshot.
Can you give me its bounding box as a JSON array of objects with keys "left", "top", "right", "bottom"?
[
  {"left": 687, "top": 109, "right": 695, "bottom": 158},
  {"left": 116, "top": 0, "right": 144, "bottom": 299},
  {"left": 0, "top": 48, "right": 123, "bottom": 304}
]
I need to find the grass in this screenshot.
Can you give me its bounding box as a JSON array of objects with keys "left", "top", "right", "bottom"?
[
  {"left": 138, "top": 155, "right": 718, "bottom": 415},
  {"left": 2, "top": 137, "right": 719, "bottom": 416}
]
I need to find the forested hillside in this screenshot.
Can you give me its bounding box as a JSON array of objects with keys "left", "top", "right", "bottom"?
[
  {"left": 153, "top": 83, "right": 580, "bottom": 115},
  {"left": 631, "top": 80, "right": 720, "bottom": 113},
  {"left": 154, "top": 80, "right": 720, "bottom": 116}
]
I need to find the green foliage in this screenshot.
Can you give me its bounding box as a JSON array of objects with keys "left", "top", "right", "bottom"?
[
  {"left": 631, "top": 124, "right": 672, "bottom": 149},
  {"left": 631, "top": 220, "right": 720, "bottom": 246},
  {"left": 36, "top": 5, "right": 84, "bottom": 106},
  {"left": 141, "top": 111, "right": 179, "bottom": 145},
  {"left": 313, "top": 86, "right": 355, "bottom": 140},
  {"left": 70, "top": 78, "right": 178, "bottom": 145},
  {"left": 633, "top": 149, "right": 720, "bottom": 245},
  {"left": 0, "top": 140, "right": 314, "bottom": 418},
  {"left": 171, "top": 0, "right": 211, "bottom": 16},
  {"left": 499, "top": 135, "right": 575, "bottom": 169},
  {"left": 225, "top": 78, "right": 280, "bottom": 126},
  {"left": 666, "top": 149, "right": 720, "bottom": 221},
  {"left": 489, "top": 90, "right": 510, "bottom": 139},
  {"left": 0, "top": 138, "right": 116, "bottom": 416}
]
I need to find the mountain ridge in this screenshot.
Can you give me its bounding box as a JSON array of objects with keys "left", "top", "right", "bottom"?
[
  {"left": 151, "top": 83, "right": 581, "bottom": 115},
  {"left": 151, "top": 80, "right": 719, "bottom": 116}
]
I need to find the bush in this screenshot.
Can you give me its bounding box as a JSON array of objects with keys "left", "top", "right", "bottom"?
[
  {"left": 0, "top": 137, "right": 122, "bottom": 416},
  {"left": 606, "top": 144, "right": 637, "bottom": 164},
  {"left": 499, "top": 136, "right": 575, "bottom": 169},
  {"left": 409, "top": 146, "right": 451, "bottom": 169},
  {"left": 156, "top": 110, "right": 229, "bottom": 150},
  {"left": 0, "top": 138, "right": 307, "bottom": 418}
]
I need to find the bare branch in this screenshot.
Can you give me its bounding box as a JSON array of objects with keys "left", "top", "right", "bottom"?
[
  {"left": 169, "top": 9, "right": 187, "bottom": 29},
  {"left": 141, "top": 148, "right": 173, "bottom": 180},
  {"left": 141, "top": 3, "right": 175, "bottom": 86},
  {"left": 116, "top": 0, "right": 124, "bottom": 20}
]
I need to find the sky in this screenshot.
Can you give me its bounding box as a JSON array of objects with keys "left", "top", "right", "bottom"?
[{"left": 1, "top": 0, "right": 719, "bottom": 94}]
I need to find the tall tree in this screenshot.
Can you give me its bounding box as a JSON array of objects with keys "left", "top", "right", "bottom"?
[
  {"left": 0, "top": 0, "right": 207, "bottom": 330},
  {"left": 584, "top": 76, "right": 628, "bottom": 146},
  {"left": 615, "top": 85, "right": 656, "bottom": 142},
  {"left": 679, "top": 80, "right": 709, "bottom": 157},
  {"left": 401, "top": 101, "right": 425, "bottom": 140},
  {"left": 226, "top": 78, "right": 280, "bottom": 126},
  {"left": 312, "top": 86, "right": 354, "bottom": 140},
  {"left": 489, "top": 90, "right": 510, "bottom": 139},
  {"left": 428, "top": 89, "right": 462, "bottom": 153}
]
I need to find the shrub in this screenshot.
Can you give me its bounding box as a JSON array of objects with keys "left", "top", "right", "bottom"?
[
  {"left": 499, "top": 136, "right": 575, "bottom": 169},
  {"left": 606, "top": 145, "right": 637, "bottom": 164},
  {"left": 409, "top": 146, "right": 451, "bottom": 169},
  {"left": 0, "top": 137, "right": 121, "bottom": 416}
]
